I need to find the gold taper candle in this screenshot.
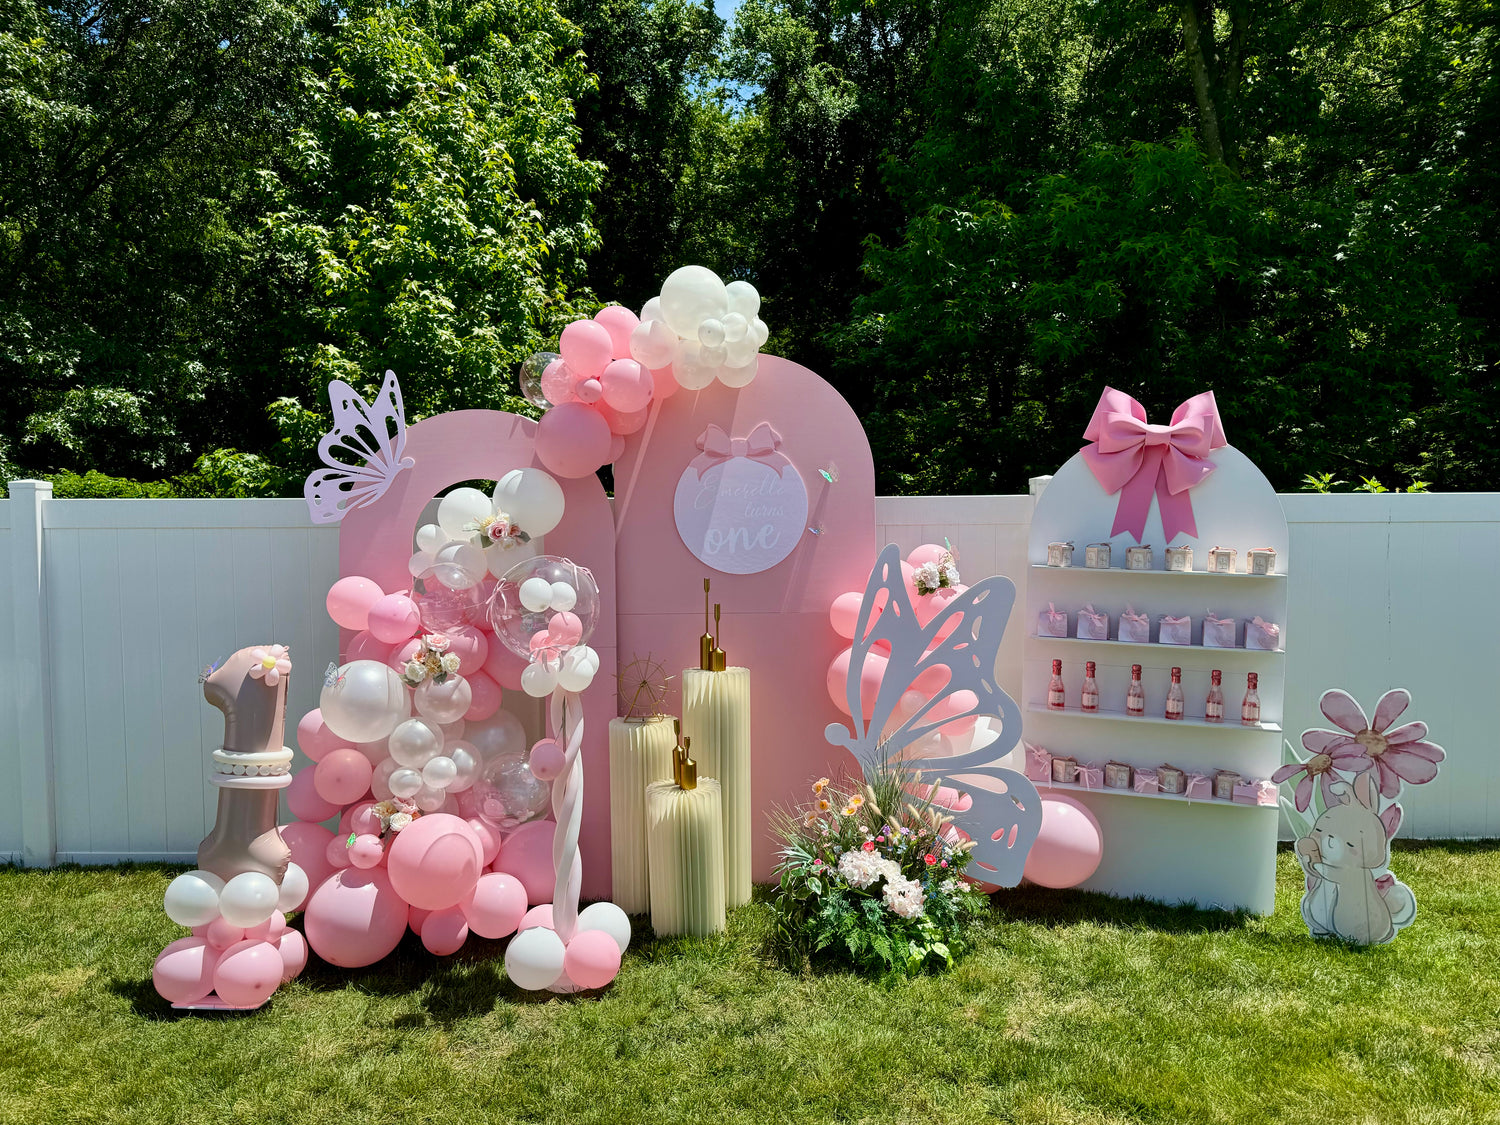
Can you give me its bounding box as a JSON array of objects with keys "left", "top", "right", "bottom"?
[
  {"left": 681, "top": 665, "right": 752, "bottom": 907},
  {"left": 608, "top": 716, "right": 676, "bottom": 914},
  {"left": 645, "top": 778, "right": 725, "bottom": 936}
]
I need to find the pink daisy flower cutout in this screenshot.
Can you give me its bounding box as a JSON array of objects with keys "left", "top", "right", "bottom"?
[
  {"left": 248, "top": 644, "right": 292, "bottom": 687},
  {"left": 1294, "top": 688, "right": 1444, "bottom": 800}
]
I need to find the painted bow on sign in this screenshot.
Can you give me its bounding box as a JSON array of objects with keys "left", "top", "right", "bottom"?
[
  {"left": 1079, "top": 387, "right": 1227, "bottom": 542},
  {"left": 687, "top": 422, "right": 791, "bottom": 477}
]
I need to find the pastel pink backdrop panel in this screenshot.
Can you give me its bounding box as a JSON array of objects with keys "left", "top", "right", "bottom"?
[
  {"left": 614, "top": 356, "right": 876, "bottom": 881},
  {"left": 337, "top": 409, "right": 619, "bottom": 899}
]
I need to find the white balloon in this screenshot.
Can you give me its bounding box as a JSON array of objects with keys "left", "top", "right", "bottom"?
[
  {"left": 505, "top": 926, "right": 567, "bottom": 990},
  {"left": 700, "top": 342, "right": 728, "bottom": 367},
  {"left": 639, "top": 296, "right": 664, "bottom": 323},
  {"left": 748, "top": 316, "right": 769, "bottom": 348},
  {"left": 277, "top": 863, "right": 311, "bottom": 913},
  {"left": 673, "top": 340, "right": 717, "bottom": 390},
  {"left": 422, "top": 754, "right": 458, "bottom": 789},
  {"left": 414, "top": 785, "right": 447, "bottom": 812},
  {"left": 320, "top": 661, "right": 410, "bottom": 744},
  {"left": 408, "top": 550, "right": 438, "bottom": 579},
  {"left": 415, "top": 523, "right": 448, "bottom": 554},
  {"left": 549, "top": 581, "right": 577, "bottom": 611},
  {"left": 519, "top": 576, "right": 554, "bottom": 612},
  {"left": 718, "top": 356, "right": 758, "bottom": 388},
  {"left": 557, "top": 645, "right": 600, "bottom": 692},
  {"left": 629, "top": 318, "right": 678, "bottom": 369},
  {"left": 435, "top": 542, "right": 486, "bottom": 586},
  {"left": 440, "top": 718, "right": 467, "bottom": 741},
  {"left": 371, "top": 756, "right": 400, "bottom": 801},
  {"left": 388, "top": 717, "right": 444, "bottom": 768},
  {"left": 492, "top": 468, "right": 566, "bottom": 537},
  {"left": 577, "top": 901, "right": 632, "bottom": 954},
  {"left": 724, "top": 334, "right": 758, "bottom": 367},
  {"left": 437, "top": 487, "right": 492, "bottom": 539},
  {"left": 726, "top": 279, "right": 761, "bottom": 319},
  {"left": 659, "top": 265, "right": 729, "bottom": 338},
  {"left": 163, "top": 870, "right": 224, "bottom": 928},
  {"left": 698, "top": 318, "right": 726, "bottom": 347},
  {"left": 219, "top": 871, "right": 279, "bottom": 928},
  {"left": 414, "top": 675, "right": 473, "bottom": 724},
  {"left": 521, "top": 660, "right": 560, "bottom": 698},
  {"left": 466, "top": 710, "right": 527, "bottom": 759},
  {"left": 721, "top": 311, "right": 748, "bottom": 342},
  {"left": 447, "top": 742, "right": 481, "bottom": 792},
  {"left": 389, "top": 767, "right": 424, "bottom": 799}
]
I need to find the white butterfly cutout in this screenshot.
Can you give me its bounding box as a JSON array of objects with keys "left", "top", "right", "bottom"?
[
  {"left": 825, "top": 543, "right": 1042, "bottom": 886},
  {"left": 304, "top": 369, "right": 416, "bottom": 523}
]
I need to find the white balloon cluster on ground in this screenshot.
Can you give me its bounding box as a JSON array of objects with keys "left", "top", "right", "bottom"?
[{"left": 631, "top": 267, "right": 767, "bottom": 390}]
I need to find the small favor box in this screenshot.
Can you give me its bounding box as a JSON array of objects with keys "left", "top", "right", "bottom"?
[
  {"left": 1203, "top": 611, "right": 1237, "bottom": 649},
  {"left": 1232, "top": 780, "right": 1261, "bottom": 806},
  {"left": 1076, "top": 604, "right": 1109, "bottom": 641},
  {"left": 1085, "top": 542, "right": 1112, "bottom": 569},
  {"left": 1025, "top": 743, "right": 1053, "bottom": 783},
  {"left": 1075, "top": 762, "right": 1104, "bottom": 790},
  {"left": 1158, "top": 764, "right": 1186, "bottom": 795},
  {"left": 1119, "top": 605, "right": 1151, "bottom": 644},
  {"left": 1126, "top": 545, "right": 1154, "bottom": 571},
  {"left": 1038, "top": 602, "right": 1069, "bottom": 638},
  {"left": 1213, "top": 770, "right": 1241, "bottom": 801},
  {"left": 1247, "top": 547, "right": 1277, "bottom": 575},
  {"left": 1051, "top": 756, "right": 1078, "bottom": 784},
  {"left": 1104, "top": 761, "right": 1133, "bottom": 790},
  {"left": 1254, "top": 779, "right": 1279, "bottom": 807},
  {"left": 1246, "top": 616, "right": 1281, "bottom": 651},
  {"left": 1165, "top": 544, "right": 1194, "bottom": 572},
  {"left": 1047, "top": 541, "right": 1075, "bottom": 567},
  {"left": 1207, "top": 546, "right": 1237, "bottom": 573},
  {"left": 1185, "top": 772, "right": 1212, "bottom": 799},
  {"left": 1133, "top": 768, "right": 1160, "bottom": 794},
  {"left": 1157, "top": 614, "right": 1192, "bottom": 646}
]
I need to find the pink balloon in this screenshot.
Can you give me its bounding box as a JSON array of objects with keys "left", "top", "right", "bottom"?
[
  {"left": 153, "top": 936, "right": 219, "bottom": 1004},
  {"left": 367, "top": 592, "right": 422, "bottom": 644},
  {"left": 445, "top": 625, "right": 489, "bottom": 675},
  {"left": 407, "top": 906, "right": 430, "bottom": 935},
  {"left": 205, "top": 917, "right": 246, "bottom": 951},
  {"left": 826, "top": 647, "right": 888, "bottom": 719},
  {"left": 348, "top": 833, "right": 385, "bottom": 869},
  {"left": 650, "top": 364, "right": 678, "bottom": 399},
  {"left": 345, "top": 630, "right": 395, "bottom": 665},
  {"left": 466, "top": 817, "right": 503, "bottom": 866},
  {"left": 907, "top": 543, "right": 948, "bottom": 569},
  {"left": 528, "top": 738, "right": 565, "bottom": 781},
  {"left": 296, "top": 709, "right": 342, "bottom": 763},
  {"left": 278, "top": 821, "right": 335, "bottom": 906},
  {"left": 326, "top": 834, "right": 352, "bottom": 870},
  {"left": 493, "top": 820, "right": 556, "bottom": 905},
  {"left": 593, "top": 304, "right": 640, "bottom": 355},
  {"left": 460, "top": 871, "right": 527, "bottom": 938},
  {"left": 1023, "top": 795, "right": 1104, "bottom": 889},
  {"left": 463, "top": 671, "right": 503, "bottom": 721},
  {"left": 900, "top": 560, "right": 918, "bottom": 601},
  {"left": 600, "top": 358, "right": 652, "bottom": 413},
  {"left": 541, "top": 358, "right": 577, "bottom": 405},
  {"left": 212, "top": 938, "right": 283, "bottom": 1008},
  {"left": 928, "top": 689, "right": 978, "bottom": 737},
  {"left": 341, "top": 800, "right": 381, "bottom": 837},
  {"left": 547, "top": 611, "right": 583, "bottom": 646},
  {"left": 482, "top": 642, "right": 528, "bottom": 692},
  {"left": 607, "top": 433, "right": 626, "bottom": 464},
  {"left": 563, "top": 929, "right": 622, "bottom": 990},
  {"left": 288, "top": 765, "right": 341, "bottom": 824},
  {"left": 535, "top": 402, "right": 612, "bottom": 479},
  {"left": 576, "top": 378, "right": 603, "bottom": 404},
  {"left": 278, "top": 930, "right": 308, "bottom": 981},
  {"left": 314, "top": 748, "right": 374, "bottom": 806},
  {"left": 303, "top": 867, "right": 411, "bottom": 968},
  {"left": 356, "top": 739, "right": 394, "bottom": 768},
  {"left": 828, "top": 592, "right": 863, "bottom": 640},
  {"left": 246, "top": 910, "right": 286, "bottom": 943},
  {"left": 926, "top": 585, "right": 967, "bottom": 644},
  {"left": 520, "top": 904, "right": 554, "bottom": 931},
  {"left": 528, "top": 629, "right": 553, "bottom": 655},
  {"left": 420, "top": 906, "right": 470, "bottom": 956},
  {"left": 559, "top": 318, "right": 615, "bottom": 380},
  {"left": 596, "top": 400, "right": 650, "bottom": 436},
  {"left": 386, "top": 812, "right": 484, "bottom": 911},
  {"left": 327, "top": 576, "right": 384, "bottom": 631}
]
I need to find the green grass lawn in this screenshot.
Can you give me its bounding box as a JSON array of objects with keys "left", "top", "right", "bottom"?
[{"left": 2, "top": 844, "right": 1497, "bottom": 1125}]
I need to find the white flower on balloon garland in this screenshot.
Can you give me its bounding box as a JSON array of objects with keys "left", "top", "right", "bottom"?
[
  {"left": 399, "top": 634, "right": 462, "bottom": 687},
  {"left": 371, "top": 799, "right": 419, "bottom": 837},
  {"left": 465, "top": 509, "right": 530, "bottom": 550},
  {"left": 914, "top": 552, "right": 960, "bottom": 597}
]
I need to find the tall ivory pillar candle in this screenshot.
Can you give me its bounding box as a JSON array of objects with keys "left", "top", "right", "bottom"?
[
  {"left": 608, "top": 716, "right": 676, "bottom": 914},
  {"left": 681, "top": 666, "right": 752, "bottom": 907},
  {"left": 645, "top": 779, "right": 725, "bottom": 937}
]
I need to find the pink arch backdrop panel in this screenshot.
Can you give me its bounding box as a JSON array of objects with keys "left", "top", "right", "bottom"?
[
  {"left": 614, "top": 356, "right": 877, "bottom": 881},
  {"left": 337, "top": 409, "right": 619, "bottom": 899}
]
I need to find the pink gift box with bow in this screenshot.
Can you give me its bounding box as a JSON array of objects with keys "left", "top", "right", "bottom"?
[
  {"left": 1203, "top": 611, "right": 1237, "bottom": 649},
  {"left": 1119, "top": 605, "right": 1150, "bottom": 643},
  {"left": 1038, "top": 602, "right": 1068, "bottom": 638},
  {"left": 1024, "top": 742, "right": 1052, "bottom": 783},
  {"left": 1075, "top": 762, "right": 1104, "bottom": 790},
  {"left": 1158, "top": 614, "right": 1192, "bottom": 646},
  {"left": 1133, "top": 768, "right": 1159, "bottom": 794},
  {"left": 1232, "top": 780, "right": 1260, "bottom": 805},
  {"left": 1076, "top": 603, "right": 1109, "bottom": 641},
  {"left": 1254, "top": 779, "right": 1279, "bottom": 807},
  {"left": 1246, "top": 616, "right": 1281, "bottom": 651},
  {"left": 1184, "top": 772, "right": 1211, "bottom": 799}
]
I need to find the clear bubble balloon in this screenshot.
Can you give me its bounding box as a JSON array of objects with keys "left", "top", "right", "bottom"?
[
  {"left": 518, "top": 352, "right": 560, "bottom": 409},
  {"left": 473, "top": 751, "right": 552, "bottom": 830},
  {"left": 389, "top": 717, "right": 445, "bottom": 769},
  {"left": 435, "top": 543, "right": 487, "bottom": 586},
  {"left": 466, "top": 710, "right": 527, "bottom": 759},
  {"left": 488, "top": 556, "right": 601, "bottom": 660},
  {"left": 412, "top": 565, "right": 485, "bottom": 630},
  {"left": 414, "top": 786, "right": 448, "bottom": 813}
]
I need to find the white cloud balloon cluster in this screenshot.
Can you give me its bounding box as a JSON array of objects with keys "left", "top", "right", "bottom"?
[{"left": 629, "top": 266, "right": 768, "bottom": 390}]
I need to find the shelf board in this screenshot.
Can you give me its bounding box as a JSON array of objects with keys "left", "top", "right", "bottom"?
[
  {"left": 1031, "top": 564, "right": 1285, "bottom": 581},
  {"left": 1026, "top": 702, "right": 1282, "bottom": 733},
  {"left": 1033, "top": 777, "right": 1279, "bottom": 811},
  {"left": 1030, "top": 635, "right": 1285, "bottom": 656}
]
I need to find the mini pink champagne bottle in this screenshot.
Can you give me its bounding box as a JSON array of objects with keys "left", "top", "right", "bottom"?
[
  {"left": 1205, "top": 669, "right": 1225, "bottom": 723},
  {"left": 1126, "top": 664, "right": 1145, "bottom": 716},
  {"left": 1241, "top": 672, "right": 1261, "bottom": 726},
  {"left": 1165, "top": 666, "right": 1185, "bottom": 720},
  {"left": 1048, "top": 659, "right": 1066, "bottom": 710},
  {"left": 1081, "top": 661, "right": 1099, "bottom": 712}
]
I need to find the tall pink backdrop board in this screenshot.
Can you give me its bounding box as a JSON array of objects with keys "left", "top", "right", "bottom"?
[
  {"left": 336, "top": 409, "right": 619, "bottom": 899},
  {"left": 614, "top": 356, "right": 877, "bottom": 880}
]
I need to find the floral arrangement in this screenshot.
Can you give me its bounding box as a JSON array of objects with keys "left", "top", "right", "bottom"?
[
  {"left": 370, "top": 798, "right": 419, "bottom": 837},
  {"left": 913, "top": 551, "right": 960, "bottom": 596},
  {"left": 771, "top": 766, "right": 989, "bottom": 979},
  {"left": 247, "top": 645, "right": 292, "bottom": 687},
  {"left": 399, "top": 633, "right": 462, "bottom": 687},
  {"left": 466, "top": 510, "right": 530, "bottom": 550}
]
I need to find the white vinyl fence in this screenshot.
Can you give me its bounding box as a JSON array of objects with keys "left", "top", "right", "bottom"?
[{"left": 3, "top": 484, "right": 1497, "bottom": 865}]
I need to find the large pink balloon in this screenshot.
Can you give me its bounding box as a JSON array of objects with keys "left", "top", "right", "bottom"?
[
  {"left": 367, "top": 593, "right": 423, "bottom": 644},
  {"left": 460, "top": 871, "right": 527, "bottom": 938},
  {"left": 559, "top": 318, "right": 614, "bottom": 380},
  {"left": 599, "top": 358, "right": 652, "bottom": 413},
  {"left": 596, "top": 400, "right": 650, "bottom": 436},
  {"left": 563, "top": 929, "right": 622, "bottom": 990},
  {"left": 327, "top": 576, "right": 384, "bottom": 631},
  {"left": 519, "top": 903, "right": 554, "bottom": 931},
  {"left": 213, "top": 938, "right": 283, "bottom": 1008},
  {"left": 278, "top": 929, "right": 308, "bottom": 981},
  {"left": 314, "top": 748, "right": 374, "bottom": 806},
  {"left": 303, "top": 867, "right": 410, "bottom": 968},
  {"left": 420, "top": 906, "right": 470, "bottom": 956},
  {"left": 493, "top": 819, "right": 556, "bottom": 905},
  {"left": 386, "top": 812, "right": 484, "bottom": 911},
  {"left": 482, "top": 641, "right": 527, "bottom": 692},
  {"left": 907, "top": 543, "right": 949, "bottom": 569},
  {"left": 287, "top": 765, "right": 342, "bottom": 824},
  {"left": 153, "top": 936, "right": 219, "bottom": 1004},
  {"left": 466, "top": 817, "right": 503, "bottom": 866},
  {"left": 593, "top": 304, "right": 640, "bottom": 355},
  {"left": 826, "top": 647, "right": 888, "bottom": 719},
  {"left": 445, "top": 625, "right": 489, "bottom": 675},
  {"left": 535, "top": 402, "right": 612, "bottom": 479},
  {"left": 464, "top": 670, "right": 503, "bottom": 721},
  {"left": 927, "top": 688, "right": 978, "bottom": 737},
  {"left": 296, "top": 709, "right": 341, "bottom": 763},
  {"left": 1023, "top": 795, "right": 1103, "bottom": 889},
  {"left": 345, "top": 630, "right": 395, "bottom": 665},
  {"left": 278, "top": 821, "right": 335, "bottom": 906}
]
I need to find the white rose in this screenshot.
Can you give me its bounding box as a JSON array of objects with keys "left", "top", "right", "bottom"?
[
  {"left": 404, "top": 660, "right": 428, "bottom": 682},
  {"left": 440, "top": 653, "right": 461, "bottom": 675}
]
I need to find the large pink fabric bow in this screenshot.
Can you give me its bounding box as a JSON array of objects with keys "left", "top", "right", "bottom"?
[
  {"left": 688, "top": 422, "right": 791, "bottom": 478},
  {"left": 1080, "top": 388, "right": 1227, "bottom": 542}
]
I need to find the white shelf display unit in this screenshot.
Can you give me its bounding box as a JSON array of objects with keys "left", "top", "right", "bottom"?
[{"left": 1023, "top": 446, "right": 1289, "bottom": 914}]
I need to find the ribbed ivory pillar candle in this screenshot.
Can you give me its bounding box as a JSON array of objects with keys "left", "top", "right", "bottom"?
[
  {"left": 681, "top": 666, "right": 751, "bottom": 907},
  {"left": 645, "top": 778, "right": 725, "bottom": 937},
  {"left": 608, "top": 716, "right": 676, "bottom": 914}
]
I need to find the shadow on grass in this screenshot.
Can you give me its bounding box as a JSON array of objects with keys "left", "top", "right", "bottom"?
[{"left": 987, "top": 883, "right": 1256, "bottom": 933}]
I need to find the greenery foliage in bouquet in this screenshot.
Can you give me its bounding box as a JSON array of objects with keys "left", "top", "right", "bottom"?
[{"left": 771, "top": 765, "right": 990, "bottom": 980}]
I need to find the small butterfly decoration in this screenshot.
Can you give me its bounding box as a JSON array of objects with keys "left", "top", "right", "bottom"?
[
  {"left": 304, "top": 369, "right": 417, "bottom": 524},
  {"left": 825, "top": 543, "right": 1042, "bottom": 886},
  {"left": 197, "top": 659, "right": 221, "bottom": 684},
  {"left": 323, "top": 662, "right": 345, "bottom": 689}
]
